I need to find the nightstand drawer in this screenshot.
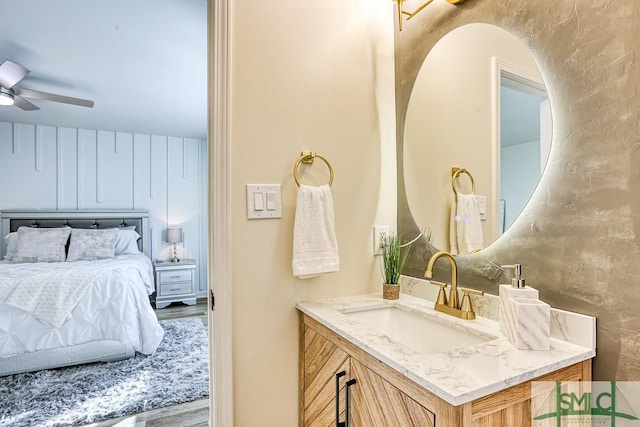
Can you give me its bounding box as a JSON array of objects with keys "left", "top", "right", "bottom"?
[
  {"left": 158, "top": 270, "right": 193, "bottom": 284},
  {"left": 160, "top": 281, "right": 193, "bottom": 296}
]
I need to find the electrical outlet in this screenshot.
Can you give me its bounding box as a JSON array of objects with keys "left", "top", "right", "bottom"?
[{"left": 373, "top": 225, "right": 390, "bottom": 256}]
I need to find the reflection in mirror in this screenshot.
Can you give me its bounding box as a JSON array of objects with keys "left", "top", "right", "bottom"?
[
  {"left": 498, "top": 61, "right": 551, "bottom": 233},
  {"left": 403, "top": 23, "right": 551, "bottom": 253}
]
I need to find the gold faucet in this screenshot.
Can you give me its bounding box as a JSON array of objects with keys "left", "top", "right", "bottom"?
[{"left": 424, "top": 251, "right": 483, "bottom": 320}]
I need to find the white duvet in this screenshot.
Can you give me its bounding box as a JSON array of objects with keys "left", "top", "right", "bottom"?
[{"left": 0, "top": 254, "right": 164, "bottom": 358}]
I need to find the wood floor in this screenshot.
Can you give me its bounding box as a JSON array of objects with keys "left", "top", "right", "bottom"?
[
  {"left": 87, "top": 299, "right": 210, "bottom": 427},
  {"left": 155, "top": 299, "right": 208, "bottom": 326}
]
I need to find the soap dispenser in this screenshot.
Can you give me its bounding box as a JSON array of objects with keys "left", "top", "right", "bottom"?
[
  {"left": 498, "top": 265, "right": 538, "bottom": 316},
  {"left": 499, "top": 264, "right": 551, "bottom": 350},
  {"left": 506, "top": 264, "right": 526, "bottom": 288}
]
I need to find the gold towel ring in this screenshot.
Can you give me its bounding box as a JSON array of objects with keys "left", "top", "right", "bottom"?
[
  {"left": 293, "top": 151, "right": 334, "bottom": 187},
  {"left": 451, "top": 167, "right": 475, "bottom": 195}
]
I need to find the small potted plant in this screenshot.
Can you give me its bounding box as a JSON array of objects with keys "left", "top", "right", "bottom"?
[{"left": 380, "top": 232, "right": 411, "bottom": 300}]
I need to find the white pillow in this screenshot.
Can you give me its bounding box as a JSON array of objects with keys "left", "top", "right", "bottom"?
[
  {"left": 67, "top": 228, "right": 118, "bottom": 262},
  {"left": 4, "top": 226, "right": 36, "bottom": 260},
  {"left": 13, "top": 227, "right": 72, "bottom": 263},
  {"left": 4, "top": 231, "right": 19, "bottom": 261},
  {"left": 115, "top": 229, "right": 141, "bottom": 255}
]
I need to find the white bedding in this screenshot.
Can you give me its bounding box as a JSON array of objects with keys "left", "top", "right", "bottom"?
[{"left": 0, "top": 254, "right": 164, "bottom": 358}]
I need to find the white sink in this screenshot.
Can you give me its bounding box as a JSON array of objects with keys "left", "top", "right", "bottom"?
[{"left": 343, "top": 306, "right": 493, "bottom": 355}]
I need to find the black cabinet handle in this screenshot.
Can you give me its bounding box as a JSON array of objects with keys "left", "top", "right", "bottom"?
[
  {"left": 335, "top": 371, "right": 346, "bottom": 427},
  {"left": 345, "top": 379, "right": 357, "bottom": 427}
]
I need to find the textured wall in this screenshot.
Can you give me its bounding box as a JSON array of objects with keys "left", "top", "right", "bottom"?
[{"left": 397, "top": 1, "right": 640, "bottom": 380}]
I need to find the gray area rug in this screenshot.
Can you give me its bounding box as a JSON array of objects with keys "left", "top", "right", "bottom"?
[{"left": 0, "top": 318, "right": 209, "bottom": 427}]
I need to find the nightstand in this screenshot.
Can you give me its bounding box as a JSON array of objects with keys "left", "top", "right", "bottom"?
[{"left": 154, "top": 259, "right": 197, "bottom": 309}]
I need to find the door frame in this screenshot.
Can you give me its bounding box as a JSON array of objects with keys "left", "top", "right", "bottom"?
[
  {"left": 209, "top": 0, "right": 233, "bottom": 425},
  {"left": 490, "top": 56, "right": 546, "bottom": 240}
]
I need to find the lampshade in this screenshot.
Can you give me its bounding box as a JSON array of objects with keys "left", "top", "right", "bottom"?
[
  {"left": 0, "top": 89, "right": 14, "bottom": 106},
  {"left": 166, "top": 227, "right": 183, "bottom": 244}
]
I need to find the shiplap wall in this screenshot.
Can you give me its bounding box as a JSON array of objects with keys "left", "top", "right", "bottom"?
[{"left": 0, "top": 121, "right": 208, "bottom": 296}]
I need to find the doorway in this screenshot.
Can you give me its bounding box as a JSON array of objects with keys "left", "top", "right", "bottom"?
[{"left": 492, "top": 57, "right": 551, "bottom": 237}]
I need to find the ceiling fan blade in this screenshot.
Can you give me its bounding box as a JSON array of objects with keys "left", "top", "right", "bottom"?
[
  {"left": 13, "top": 95, "right": 40, "bottom": 111},
  {"left": 13, "top": 87, "right": 94, "bottom": 108},
  {"left": 0, "top": 60, "right": 30, "bottom": 89}
]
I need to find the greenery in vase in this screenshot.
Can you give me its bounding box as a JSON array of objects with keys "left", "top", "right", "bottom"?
[{"left": 380, "top": 232, "right": 411, "bottom": 285}]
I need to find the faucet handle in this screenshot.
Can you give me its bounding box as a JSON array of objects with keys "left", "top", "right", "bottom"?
[
  {"left": 429, "top": 280, "right": 448, "bottom": 288},
  {"left": 458, "top": 288, "right": 484, "bottom": 320},
  {"left": 458, "top": 287, "right": 483, "bottom": 296},
  {"left": 429, "top": 280, "right": 448, "bottom": 306}
]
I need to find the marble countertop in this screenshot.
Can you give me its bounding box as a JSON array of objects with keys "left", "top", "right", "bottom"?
[{"left": 296, "top": 293, "right": 595, "bottom": 406}]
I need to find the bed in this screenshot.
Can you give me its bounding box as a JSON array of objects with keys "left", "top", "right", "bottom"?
[{"left": 0, "top": 210, "right": 164, "bottom": 376}]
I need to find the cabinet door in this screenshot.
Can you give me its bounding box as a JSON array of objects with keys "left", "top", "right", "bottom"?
[
  {"left": 303, "top": 325, "right": 350, "bottom": 427},
  {"left": 350, "top": 358, "right": 435, "bottom": 427}
]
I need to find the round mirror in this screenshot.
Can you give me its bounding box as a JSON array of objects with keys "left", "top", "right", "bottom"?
[{"left": 403, "top": 23, "right": 551, "bottom": 254}]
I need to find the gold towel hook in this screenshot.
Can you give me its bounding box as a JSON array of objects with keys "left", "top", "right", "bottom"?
[
  {"left": 451, "top": 167, "right": 475, "bottom": 196},
  {"left": 293, "top": 151, "right": 334, "bottom": 187}
]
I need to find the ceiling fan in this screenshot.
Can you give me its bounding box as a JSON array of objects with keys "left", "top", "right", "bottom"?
[{"left": 0, "top": 60, "right": 94, "bottom": 111}]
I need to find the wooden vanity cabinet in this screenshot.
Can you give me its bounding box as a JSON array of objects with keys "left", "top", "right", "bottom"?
[
  {"left": 302, "top": 322, "right": 350, "bottom": 426},
  {"left": 301, "top": 315, "right": 434, "bottom": 426},
  {"left": 350, "top": 357, "right": 436, "bottom": 426},
  {"left": 299, "top": 312, "right": 591, "bottom": 427}
]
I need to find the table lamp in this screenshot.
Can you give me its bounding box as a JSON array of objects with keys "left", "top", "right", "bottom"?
[{"left": 166, "top": 227, "right": 183, "bottom": 263}]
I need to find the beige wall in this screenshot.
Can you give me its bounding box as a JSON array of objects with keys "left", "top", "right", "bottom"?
[
  {"left": 404, "top": 23, "right": 540, "bottom": 249},
  {"left": 398, "top": 1, "right": 640, "bottom": 381},
  {"left": 229, "top": 0, "right": 396, "bottom": 424}
]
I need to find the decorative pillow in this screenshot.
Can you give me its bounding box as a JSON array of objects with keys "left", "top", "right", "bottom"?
[
  {"left": 13, "top": 227, "right": 72, "bottom": 263},
  {"left": 115, "top": 229, "right": 141, "bottom": 255},
  {"left": 67, "top": 228, "right": 119, "bottom": 262},
  {"left": 4, "top": 231, "right": 19, "bottom": 261}
]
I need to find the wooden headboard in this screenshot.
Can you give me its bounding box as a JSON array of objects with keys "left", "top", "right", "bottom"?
[{"left": 0, "top": 210, "right": 150, "bottom": 259}]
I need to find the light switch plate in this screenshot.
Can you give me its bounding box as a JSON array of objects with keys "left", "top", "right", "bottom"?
[
  {"left": 247, "top": 184, "right": 282, "bottom": 219},
  {"left": 475, "top": 195, "right": 487, "bottom": 221}
]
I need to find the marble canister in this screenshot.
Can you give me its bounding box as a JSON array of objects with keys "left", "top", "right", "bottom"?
[{"left": 499, "top": 285, "right": 551, "bottom": 350}]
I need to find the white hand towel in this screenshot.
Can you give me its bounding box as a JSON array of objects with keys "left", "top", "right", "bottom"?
[
  {"left": 449, "top": 193, "right": 483, "bottom": 255},
  {"left": 292, "top": 184, "right": 340, "bottom": 279}
]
